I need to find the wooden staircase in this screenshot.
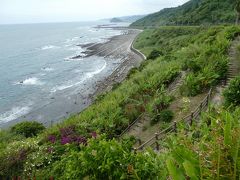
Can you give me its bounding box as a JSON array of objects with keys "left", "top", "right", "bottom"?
[{"left": 226, "top": 37, "right": 240, "bottom": 85}]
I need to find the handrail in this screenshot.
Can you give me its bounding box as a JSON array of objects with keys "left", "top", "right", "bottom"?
[
  {"left": 119, "top": 72, "right": 184, "bottom": 138},
  {"left": 137, "top": 124, "right": 174, "bottom": 150},
  {"left": 118, "top": 113, "right": 144, "bottom": 138},
  {"left": 135, "top": 88, "right": 212, "bottom": 151}
]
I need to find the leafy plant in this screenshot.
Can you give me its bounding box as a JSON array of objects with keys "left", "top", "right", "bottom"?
[
  {"left": 11, "top": 121, "right": 45, "bottom": 138},
  {"left": 151, "top": 109, "right": 174, "bottom": 125},
  {"left": 147, "top": 49, "right": 163, "bottom": 60},
  {"left": 223, "top": 76, "right": 240, "bottom": 107}
]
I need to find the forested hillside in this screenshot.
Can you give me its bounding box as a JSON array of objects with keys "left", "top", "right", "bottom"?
[{"left": 131, "top": 0, "right": 236, "bottom": 27}]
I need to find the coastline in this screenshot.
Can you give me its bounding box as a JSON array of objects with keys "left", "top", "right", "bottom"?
[
  {"left": 1, "top": 27, "right": 145, "bottom": 129},
  {"left": 85, "top": 28, "right": 145, "bottom": 96}
]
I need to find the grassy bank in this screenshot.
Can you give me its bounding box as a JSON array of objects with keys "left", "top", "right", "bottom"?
[{"left": 1, "top": 25, "right": 240, "bottom": 178}]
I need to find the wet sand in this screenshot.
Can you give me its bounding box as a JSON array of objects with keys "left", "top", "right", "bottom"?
[{"left": 1, "top": 28, "right": 144, "bottom": 129}]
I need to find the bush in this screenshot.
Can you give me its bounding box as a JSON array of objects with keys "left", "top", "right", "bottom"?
[
  {"left": 11, "top": 121, "right": 45, "bottom": 138},
  {"left": 152, "top": 86, "right": 173, "bottom": 113},
  {"left": 180, "top": 73, "right": 202, "bottom": 96},
  {"left": 126, "top": 67, "right": 138, "bottom": 79},
  {"left": 50, "top": 137, "right": 164, "bottom": 179},
  {"left": 147, "top": 49, "right": 163, "bottom": 60},
  {"left": 151, "top": 109, "right": 174, "bottom": 125},
  {"left": 223, "top": 76, "right": 240, "bottom": 107},
  {"left": 112, "top": 82, "right": 121, "bottom": 90}
]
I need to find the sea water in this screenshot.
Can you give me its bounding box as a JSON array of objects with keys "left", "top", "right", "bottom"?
[{"left": 0, "top": 21, "right": 128, "bottom": 127}]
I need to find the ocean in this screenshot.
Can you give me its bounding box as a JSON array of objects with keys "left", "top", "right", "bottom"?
[{"left": 0, "top": 21, "right": 128, "bottom": 127}]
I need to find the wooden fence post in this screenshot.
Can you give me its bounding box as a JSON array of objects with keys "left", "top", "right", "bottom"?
[
  {"left": 173, "top": 121, "right": 177, "bottom": 133},
  {"left": 206, "top": 93, "right": 210, "bottom": 106},
  {"left": 190, "top": 112, "right": 194, "bottom": 126},
  {"left": 200, "top": 102, "right": 203, "bottom": 112},
  {"left": 138, "top": 139, "right": 142, "bottom": 146},
  {"left": 155, "top": 133, "right": 160, "bottom": 151},
  {"left": 133, "top": 148, "right": 137, "bottom": 154}
]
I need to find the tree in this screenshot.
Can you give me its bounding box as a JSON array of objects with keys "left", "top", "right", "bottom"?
[{"left": 236, "top": 0, "right": 240, "bottom": 24}]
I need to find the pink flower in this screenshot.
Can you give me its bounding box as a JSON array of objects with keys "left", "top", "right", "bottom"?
[
  {"left": 91, "top": 132, "right": 97, "bottom": 139},
  {"left": 48, "top": 135, "right": 56, "bottom": 144},
  {"left": 61, "top": 136, "right": 72, "bottom": 145}
]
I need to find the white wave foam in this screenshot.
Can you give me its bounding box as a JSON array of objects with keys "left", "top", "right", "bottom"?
[
  {"left": 41, "top": 45, "right": 59, "bottom": 50},
  {"left": 65, "top": 37, "right": 81, "bottom": 44},
  {"left": 64, "top": 52, "right": 87, "bottom": 61},
  {"left": 50, "top": 84, "right": 74, "bottom": 93},
  {"left": 88, "top": 29, "right": 97, "bottom": 33},
  {"left": 51, "top": 61, "right": 107, "bottom": 93},
  {"left": 17, "top": 77, "right": 44, "bottom": 86},
  {"left": 0, "top": 106, "right": 31, "bottom": 124},
  {"left": 86, "top": 61, "right": 107, "bottom": 79},
  {"left": 41, "top": 67, "right": 54, "bottom": 72}
]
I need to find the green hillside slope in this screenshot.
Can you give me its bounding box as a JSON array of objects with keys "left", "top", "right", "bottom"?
[
  {"left": 131, "top": 0, "right": 236, "bottom": 27},
  {"left": 1, "top": 26, "right": 240, "bottom": 179}
]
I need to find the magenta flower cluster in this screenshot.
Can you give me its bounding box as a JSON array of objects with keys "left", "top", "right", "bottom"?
[
  {"left": 48, "top": 135, "right": 57, "bottom": 144},
  {"left": 47, "top": 126, "right": 97, "bottom": 146}
]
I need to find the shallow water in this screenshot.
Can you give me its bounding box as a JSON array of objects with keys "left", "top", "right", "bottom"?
[{"left": 0, "top": 21, "right": 128, "bottom": 127}]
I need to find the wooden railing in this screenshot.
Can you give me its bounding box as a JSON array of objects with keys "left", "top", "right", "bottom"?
[
  {"left": 134, "top": 88, "right": 212, "bottom": 152},
  {"left": 118, "top": 113, "right": 144, "bottom": 138},
  {"left": 118, "top": 72, "right": 184, "bottom": 138}
]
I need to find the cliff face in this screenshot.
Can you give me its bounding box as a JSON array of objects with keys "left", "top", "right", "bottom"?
[{"left": 131, "top": 0, "right": 236, "bottom": 27}]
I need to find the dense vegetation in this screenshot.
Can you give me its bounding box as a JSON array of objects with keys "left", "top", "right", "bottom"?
[
  {"left": 223, "top": 76, "right": 240, "bottom": 107},
  {"left": 131, "top": 0, "right": 236, "bottom": 27},
  {"left": 0, "top": 25, "right": 240, "bottom": 178},
  {"left": 11, "top": 121, "right": 45, "bottom": 138}
]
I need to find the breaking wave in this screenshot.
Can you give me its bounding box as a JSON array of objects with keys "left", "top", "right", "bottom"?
[
  {"left": 16, "top": 77, "right": 44, "bottom": 86},
  {"left": 0, "top": 106, "right": 31, "bottom": 124}
]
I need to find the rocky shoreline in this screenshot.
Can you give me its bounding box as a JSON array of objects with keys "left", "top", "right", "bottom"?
[
  {"left": 1, "top": 28, "right": 144, "bottom": 129},
  {"left": 83, "top": 28, "right": 144, "bottom": 97}
]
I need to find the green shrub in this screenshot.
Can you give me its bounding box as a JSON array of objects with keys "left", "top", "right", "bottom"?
[
  {"left": 147, "top": 49, "right": 163, "bottom": 60},
  {"left": 0, "top": 138, "right": 39, "bottom": 178},
  {"left": 126, "top": 67, "right": 138, "bottom": 79},
  {"left": 166, "top": 108, "right": 240, "bottom": 180},
  {"left": 180, "top": 73, "right": 202, "bottom": 96},
  {"left": 223, "top": 76, "right": 240, "bottom": 107},
  {"left": 112, "top": 82, "right": 121, "bottom": 90},
  {"left": 50, "top": 137, "right": 165, "bottom": 179},
  {"left": 151, "top": 109, "right": 174, "bottom": 125},
  {"left": 152, "top": 87, "right": 173, "bottom": 113},
  {"left": 11, "top": 121, "right": 45, "bottom": 138},
  {"left": 124, "top": 103, "right": 140, "bottom": 122}
]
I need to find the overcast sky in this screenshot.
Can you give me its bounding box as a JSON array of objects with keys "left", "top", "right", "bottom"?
[{"left": 0, "top": 0, "right": 189, "bottom": 24}]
